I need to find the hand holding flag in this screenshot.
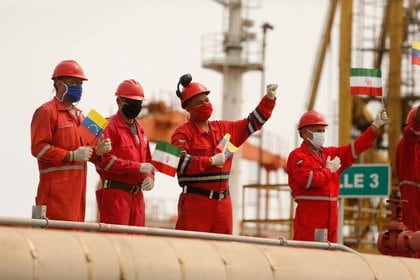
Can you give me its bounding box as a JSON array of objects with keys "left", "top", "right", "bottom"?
[{"left": 95, "top": 135, "right": 112, "bottom": 156}]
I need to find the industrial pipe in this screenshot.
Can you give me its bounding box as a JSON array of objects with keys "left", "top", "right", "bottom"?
[{"left": 1, "top": 225, "right": 420, "bottom": 279}]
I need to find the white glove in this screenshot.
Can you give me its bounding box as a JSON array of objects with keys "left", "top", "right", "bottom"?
[
  {"left": 96, "top": 138, "right": 112, "bottom": 156},
  {"left": 141, "top": 177, "right": 154, "bottom": 191},
  {"left": 210, "top": 153, "right": 226, "bottom": 166},
  {"left": 326, "top": 156, "right": 341, "bottom": 173},
  {"left": 71, "top": 146, "right": 93, "bottom": 162},
  {"left": 140, "top": 163, "right": 155, "bottom": 175},
  {"left": 266, "top": 84, "right": 278, "bottom": 100},
  {"left": 372, "top": 109, "right": 389, "bottom": 128}
]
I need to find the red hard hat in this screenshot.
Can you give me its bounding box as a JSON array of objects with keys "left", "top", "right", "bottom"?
[
  {"left": 51, "top": 60, "right": 87, "bottom": 80},
  {"left": 298, "top": 111, "right": 329, "bottom": 130},
  {"left": 115, "top": 79, "right": 144, "bottom": 101},
  {"left": 181, "top": 82, "right": 210, "bottom": 108},
  {"left": 406, "top": 106, "right": 418, "bottom": 124}
]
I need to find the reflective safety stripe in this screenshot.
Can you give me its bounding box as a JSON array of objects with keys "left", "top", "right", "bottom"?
[
  {"left": 251, "top": 108, "right": 266, "bottom": 125},
  {"left": 104, "top": 156, "right": 117, "bottom": 171},
  {"left": 294, "top": 195, "right": 338, "bottom": 201},
  {"left": 178, "top": 154, "right": 191, "bottom": 174},
  {"left": 247, "top": 119, "right": 256, "bottom": 135},
  {"left": 40, "top": 165, "right": 84, "bottom": 174},
  {"left": 350, "top": 140, "right": 357, "bottom": 159},
  {"left": 399, "top": 180, "right": 420, "bottom": 188},
  {"left": 178, "top": 173, "right": 230, "bottom": 184},
  {"left": 305, "top": 171, "right": 313, "bottom": 189},
  {"left": 408, "top": 126, "right": 420, "bottom": 136},
  {"left": 36, "top": 144, "right": 51, "bottom": 159}
]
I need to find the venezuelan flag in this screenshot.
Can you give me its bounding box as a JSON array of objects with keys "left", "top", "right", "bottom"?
[
  {"left": 77, "top": 109, "right": 109, "bottom": 145},
  {"left": 225, "top": 141, "right": 238, "bottom": 159},
  {"left": 412, "top": 41, "right": 420, "bottom": 66},
  {"left": 215, "top": 134, "right": 231, "bottom": 153}
]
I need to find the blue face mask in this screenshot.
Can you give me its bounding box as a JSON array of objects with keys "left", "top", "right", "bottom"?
[{"left": 63, "top": 83, "right": 83, "bottom": 103}]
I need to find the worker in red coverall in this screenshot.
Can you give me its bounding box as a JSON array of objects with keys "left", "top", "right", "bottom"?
[
  {"left": 171, "top": 73, "right": 277, "bottom": 234},
  {"left": 287, "top": 109, "right": 388, "bottom": 242},
  {"left": 95, "top": 79, "right": 155, "bottom": 226},
  {"left": 31, "top": 60, "right": 111, "bottom": 222},
  {"left": 396, "top": 105, "right": 420, "bottom": 232}
]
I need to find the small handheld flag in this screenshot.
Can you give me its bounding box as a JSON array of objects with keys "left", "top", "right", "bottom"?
[
  {"left": 215, "top": 133, "right": 231, "bottom": 154},
  {"left": 215, "top": 134, "right": 238, "bottom": 159},
  {"left": 225, "top": 141, "right": 238, "bottom": 159},
  {"left": 412, "top": 41, "right": 420, "bottom": 66},
  {"left": 77, "top": 109, "right": 109, "bottom": 145},
  {"left": 152, "top": 141, "right": 181, "bottom": 177},
  {"left": 350, "top": 68, "right": 382, "bottom": 96}
]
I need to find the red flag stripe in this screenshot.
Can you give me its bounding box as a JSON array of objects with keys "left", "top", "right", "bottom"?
[
  {"left": 412, "top": 56, "right": 420, "bottom": 66},
  {"left": 350, "top": 86, "right": 382, "bottom": 96},
  {"left": 152, "top": 160, "right": 177, "bottom": 177}
]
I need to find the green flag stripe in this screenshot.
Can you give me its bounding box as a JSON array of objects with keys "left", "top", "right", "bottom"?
[
  {"left": 350, "top": 68, "right": 381, "bottom": 78},
  {"left": 156, "top": 141, "right": 181, "bottom": 156}
]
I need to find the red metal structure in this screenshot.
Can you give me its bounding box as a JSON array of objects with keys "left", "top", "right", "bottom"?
[{"left": 377, "top": 200, "right": 420, "bottom": 258}]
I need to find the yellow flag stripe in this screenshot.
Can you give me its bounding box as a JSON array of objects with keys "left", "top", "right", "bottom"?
[
  {"left": 87, "top": 109, "right": 109, "bottom": 129},
  {"left": 412, "top": 41, "right": 420, "bottom": 51}
]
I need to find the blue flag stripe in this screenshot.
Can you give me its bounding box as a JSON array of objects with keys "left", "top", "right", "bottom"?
[
  {"left": 82, "top": 117, "right": 103, "bottom": 137},
  {"left": 412, "top": 49, "right": 420, "bottom": 57}
]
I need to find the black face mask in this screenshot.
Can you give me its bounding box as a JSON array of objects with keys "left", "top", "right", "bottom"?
[{"left": 121, "top": 100, "right": 142, "bottom": 119}]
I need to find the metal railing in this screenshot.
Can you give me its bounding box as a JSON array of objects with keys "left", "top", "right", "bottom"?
[{"left": 0, "top": 216, "right": 356, "bottom": 253}]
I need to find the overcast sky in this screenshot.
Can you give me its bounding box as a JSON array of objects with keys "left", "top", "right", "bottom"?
[{"left": 0, "top": 0, "right": 333, "bottom": 220}]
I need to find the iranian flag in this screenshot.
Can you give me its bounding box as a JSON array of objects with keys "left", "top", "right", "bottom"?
[
  {"left": 350, "top": 68, "right": 382, "bottom": 96},
  {"left": 152, "top": 141, "right": 181, "bottom": 177}
]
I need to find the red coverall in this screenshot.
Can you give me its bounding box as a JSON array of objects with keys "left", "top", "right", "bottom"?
[
  {"left": 396, "top": 118, "right": 420, "bottom": 231},
  {"left": 287, "top": 126, "right": 378, "bottom": 242},
  {"left": 171, "top": 96, "right": 276, "bottom": 234},
  {"left": 95, "top": 113, "right": 153, "bottom": 226},
  {"left": 31, "top": 98, "right": 89, "bottom": 221}
]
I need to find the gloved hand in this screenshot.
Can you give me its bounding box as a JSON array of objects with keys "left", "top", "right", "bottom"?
[
  {"left": 140, "top": 163, "right": 155, "bottom": 175},
  {"left": 210, "top": 153, "right": 226, "bottom": 166},
  {"left": 372, "top": 109, "right": 389, "bottom": 128},
  {"left": 266, "top": 84, "right": 278, "bottom": 100},
  {"left": 326, "top": 156, "right": 341, "bottom": 173},
  {"left": 96, "top": 138, "right": 112, "bottom": 156},
  {"left": 141, "top": 177, "right": 154, "bottom": 191},
  {"left": 71, "top": 146, "right": 93, "bottom": 162}
]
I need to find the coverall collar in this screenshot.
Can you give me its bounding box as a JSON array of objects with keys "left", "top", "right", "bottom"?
[
  {"left": 189, "top": 119, "right": 216, "bottom": 135},
  {"left": 52, "top": 97, "right": 82, "bottom": 118},
  {"left": 301, "top": 141, "right": 323, "bottom": 162},
  {"left": 115, "top": 111, "right": 139, "bottom": 128}
]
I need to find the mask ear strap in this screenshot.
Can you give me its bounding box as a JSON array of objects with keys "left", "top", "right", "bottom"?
[{"left": 55, "top": 80, "right": 67, "bottom": 102}]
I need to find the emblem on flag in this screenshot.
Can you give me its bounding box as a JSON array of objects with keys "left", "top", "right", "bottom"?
[
  {"left": 350, "top": 68, "right": 382, "bottom": 96},
  {"left": 152, "top": 141, "right": 181, "bottom": 177},
  {"left": 77, "top": 109, "right": 109, "bottom": 145}
]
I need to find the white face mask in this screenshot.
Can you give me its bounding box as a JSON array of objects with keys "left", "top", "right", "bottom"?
[{"left": 307, "top": 131, "right": 325, "bottom": 150}]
